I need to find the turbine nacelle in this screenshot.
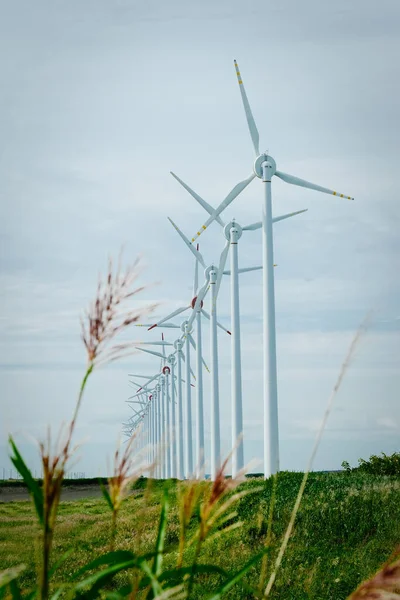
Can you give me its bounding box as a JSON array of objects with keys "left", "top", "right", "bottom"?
[
  {"left": 174, "top": 339, "right": 183, "bottom": 351},
  {"left": 224, "top": 220, "right": 243, "bottom": 241},
  {"left": 205, "top": 265, "right": 217, "bottom": 281},
  {"left": 167, "top": 353, "right": 176, "bottom": 365},
  {"left": 181, "top": 319, "right": 191, "bottom": 334}
]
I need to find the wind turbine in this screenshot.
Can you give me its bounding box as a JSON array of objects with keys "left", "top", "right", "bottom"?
[{"left": 183, "top": 59, "right": 354, "bottom": 478}]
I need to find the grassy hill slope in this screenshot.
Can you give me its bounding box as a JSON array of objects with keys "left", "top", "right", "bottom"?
[{"left": 1, "top": 471, "right": 399, "bottom": 599}]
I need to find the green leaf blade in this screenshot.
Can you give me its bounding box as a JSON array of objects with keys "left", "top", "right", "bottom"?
[
  {"left": 9, "top": 437, "right": 44, "bottom": 526},
  {"left": 152, "top": 484, "right": 169, "bottom": 578}
]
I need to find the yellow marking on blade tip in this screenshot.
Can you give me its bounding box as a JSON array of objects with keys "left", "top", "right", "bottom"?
[
  {"left": 202, "top": 225, "right": 206, "bottom": 230},
  {"left": 333, "top": 191, "right": 337, "bottom": 196}
]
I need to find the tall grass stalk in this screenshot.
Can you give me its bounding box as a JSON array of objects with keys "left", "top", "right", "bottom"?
[
  {"left": 9, "top": 254, "right": 155, "bottom": 600},
  {"left": 102, "top": 431, "right": 151, "bottom": 551},
  {"left": 258, "top": 473, "right": 278, "bottom": 593}
]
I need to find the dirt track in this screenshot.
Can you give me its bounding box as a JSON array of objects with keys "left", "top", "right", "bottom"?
[{"left": 0, "top": 484, "right": 103, "bottom": 503}]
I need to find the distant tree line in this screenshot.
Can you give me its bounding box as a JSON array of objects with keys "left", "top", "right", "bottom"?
[{"left": 342, "top": 451, "right": 400, "bottom": 476}]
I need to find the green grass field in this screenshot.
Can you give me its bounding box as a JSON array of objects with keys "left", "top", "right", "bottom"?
[{"left": 1, "top": 471, "right": 399, "bottom": 599}]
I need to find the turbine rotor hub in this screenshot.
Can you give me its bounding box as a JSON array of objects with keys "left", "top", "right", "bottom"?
[
  {"left": 191, "top": 296, "right": 204, "bottom": 309},
  {"left": 254, "top": 153, "right": 276, "bottom": 179}
]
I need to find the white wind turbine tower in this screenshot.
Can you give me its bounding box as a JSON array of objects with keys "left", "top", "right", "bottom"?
[{"left": 185, "top": 60, "right": 354, "bottom": 478}]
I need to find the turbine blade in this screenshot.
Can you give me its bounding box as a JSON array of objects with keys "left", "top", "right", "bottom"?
[
  {"left": 215, "top": 241, "right": 230, "bottom": 298},
  {"left": 237, "top": 266, "right": 263, "bottom": 274},
  {"left": 167, "top": 217, "right": 207, "bottom": 268},
  {"left": 128, "top": 373, "right": 154, "bottom": 378},
  {"left": 129, "top": 390, "right": 146, "bottom": 399},
  {"left": 201, "top": 308, "right": 210, "bottom": 322},
  {"left": 170, "top": 171, "right": 225, "bottom": 227},
  {"left": 136, "top": 347, "right": 164, "bottom": 359},
  {"left": 201, "top": 309, "right": 231, "bottom": 335},
  {"left": 188, "top": 333, "right": 196, "bottom": 351},
  {"left": 136, "top": 341, "right": 173, "bottom": 346},
  {"left": 148, "top": 306, "right": 190, "bottom": 330},
  {"left": 190, "top": 173, "right": 255, "bottom": 243},
  {"left": 202, "top": 356, "right": 210, "bottom": 373},
  {"left": 216, "top": 319, "right": 231, "bottom": 335},
  {"left": 129, "top": 373, "right": 159, "bottom": 387},
  {"left": 242, "top": 221, "right": 262, "bottom": 231},
  {"left": 272, "top": 208, "right": 308, "bottom": 223},
  {"left": 129, "top": 380, "right": 147, "bottom": 388},
  {"left": 128, "top": 393, "right": 142, "bottom": 400},
  {"left": 135, "top": 323, "right": 180, "bottom": 329},
  {"left": 243, "top": 210, "right": 308, "bottom": 231},
  {"left": 224, "top": 266, "right": 276, "bottom": 275},
  {"left": 275, "top": 171, "right": 354, "bottom": 200},
  {"left": 234, "top": 60, "right": 260, "bottom": 156}
]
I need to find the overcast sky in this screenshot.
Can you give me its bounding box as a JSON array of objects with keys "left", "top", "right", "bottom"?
[{"left": 1, "top": 0, "right": 399, "bottom": 477}]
